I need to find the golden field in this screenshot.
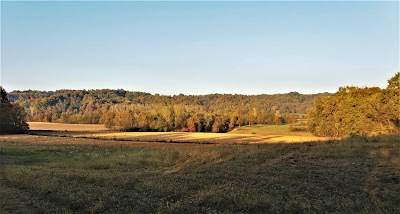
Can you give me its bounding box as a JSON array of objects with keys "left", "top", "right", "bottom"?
[
  {"left": 27, "top": 122, "right": 329, "bottom": 144},
  {"left": 28, "top": 122, "right": 108, "bottom": 132}
]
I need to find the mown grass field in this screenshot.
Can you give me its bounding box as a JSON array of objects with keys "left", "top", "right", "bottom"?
[
  {"left": 28, "top": 122, "right": 108, "bottom": 132},
  {"left": 0, "top": 134, "right": 399, "bottom": 213},
  {"left": 28, "top": 122, "right": 328, "bottom": 144}
]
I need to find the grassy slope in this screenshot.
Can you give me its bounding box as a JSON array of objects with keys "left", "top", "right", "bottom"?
[{"left": 0, "top": 135, "right": 399, "bottom": 213}]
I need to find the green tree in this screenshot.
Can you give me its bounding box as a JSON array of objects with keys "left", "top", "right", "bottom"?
[
  {"left": 385, "top": 72, "right": 400, "bottom": 129},
  {"left": 0, "top": 86, "right": 29, "bottom": 134},
  {"left": 387, "top": 72, "right": 399, "bottom": 91},
  {"left": 308, "top": 73, "right": 400, "bottom": 137}
]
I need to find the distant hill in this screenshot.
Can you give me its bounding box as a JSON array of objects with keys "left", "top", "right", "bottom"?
[{"left": 8, "top": 89, "right": 330, "bottom": 132}]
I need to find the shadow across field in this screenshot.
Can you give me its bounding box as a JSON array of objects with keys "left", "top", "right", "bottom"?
[{"left": 0, "top": 134, "right": 399, "bottom": 213}]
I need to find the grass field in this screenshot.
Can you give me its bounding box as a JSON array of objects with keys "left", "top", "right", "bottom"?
[
  {"left": 28, "top": 122, "right": 108, "bottom": 132},
  {"left": 0, "top": 134, "right": 399, "bottom": 213},
  {"left": 27, "top": 122, "right": 329, "bottom": 144}
]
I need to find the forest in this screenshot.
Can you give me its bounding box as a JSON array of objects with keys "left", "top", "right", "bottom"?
[
  {"left": 8, "top": 90, "right": 328, "bottom": 133},
  {"left": 6, "top": 73, "right": 399, "bottom": 136},
  {"left": 309, "top": 72, "right": 399, "bottom": 137}
]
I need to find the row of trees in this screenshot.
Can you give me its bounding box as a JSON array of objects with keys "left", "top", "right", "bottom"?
[
  {"left": 100, "top": 104, "right": 298, "bottom": 132},
  {"left": 308, "top": 73, "right": 400, "bottom": 137},
  {"left": 0, "top": 87, "right": 29, "bottom": 134},
  {"left": 10, "top": 90, "right": 327, "bottom": 132}
]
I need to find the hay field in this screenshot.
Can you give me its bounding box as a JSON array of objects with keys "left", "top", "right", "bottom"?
[
  {"left": 231, "top": 124, "right": 311, "bottom": 136},
  {"left": 87, "top": 124, "right": 328, "bottom": 144},
  {"left": 28, "top": 122, "right": 108, "bottom": 132},
  {"left": 27, "top": 122, "right": 328, "bottom": 144}
]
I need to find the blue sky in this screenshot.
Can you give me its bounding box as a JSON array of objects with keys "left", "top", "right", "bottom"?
[{"left": 1, "top": 1, "right": 398, "bottom": 95}]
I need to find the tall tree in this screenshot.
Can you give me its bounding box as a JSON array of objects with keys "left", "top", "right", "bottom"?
[{"left": 0, "top": 86, "right": 29, "bottom": 134}]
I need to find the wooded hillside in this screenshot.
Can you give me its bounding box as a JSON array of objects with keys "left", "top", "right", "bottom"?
[
  {"left": 9, "top": 90, "right": 328, "bottom": 132},
  {"left": 9, "top": 73, "right": 398, "bottom": 136}
]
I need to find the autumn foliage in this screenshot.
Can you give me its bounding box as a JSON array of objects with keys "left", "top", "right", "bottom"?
[
  {"left": 308, "top": 73, "right": 400, "bottom": 137},
  {"left": 6, "top": 73, "right": 398, "bottom": 136},
  {"left": 9, "top": 90, "right": 326, "bottom": 132}
]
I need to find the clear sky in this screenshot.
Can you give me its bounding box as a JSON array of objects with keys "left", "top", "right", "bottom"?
[{"left": 1, "top": 1, "right": 398, "bottom": 95}]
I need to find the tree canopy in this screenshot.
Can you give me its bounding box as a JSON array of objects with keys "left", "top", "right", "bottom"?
[
  {"left": 308, "top": 72, "right": 400, "bottom": 137},
  {"left": 8, "top": 89, "right": 328, "bottom": 132},
  {"left": 0, "top": 86, "right": 29, "bottom": 134}
]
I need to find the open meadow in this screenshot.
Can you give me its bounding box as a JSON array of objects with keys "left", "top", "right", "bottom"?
[
  {"left": 0, "top": 133, "right": 399, "bottom": 213},
  {"left": 2, "top": 1, "right": 399, "bottom": 213}
]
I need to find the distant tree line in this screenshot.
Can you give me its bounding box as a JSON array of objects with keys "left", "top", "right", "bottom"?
[
  {"left": 9, "top": 90, "right": 329, "bottom": 133},
  {"left": 0, "top": 87, "right": 29, "bottom": 134},
  {"left": 308, "top": 73, "right": 400, "bottom": 137}
]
